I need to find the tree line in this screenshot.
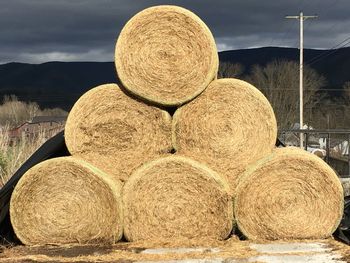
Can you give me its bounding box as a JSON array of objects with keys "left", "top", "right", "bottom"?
[
  {"left": 218, "top": 60, "right": 350, "bottom": 132},
  {"left": 0, "top": 95, "right": 68, "bottom": 128}
]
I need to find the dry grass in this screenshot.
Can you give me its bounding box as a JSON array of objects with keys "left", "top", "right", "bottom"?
[
  {"left": 0, "top": 126, "right": 60, "bottom": 187},
  {"left": 0, "top": 95, "right": 67, "bottom": 187},
  {"left": 0, "top": 95, "right": 67, "bottom": 128},
  {"left": 2, "top": 238, "right": 350, "bottom": 262},
  {"left": 0, "top": 237, "right": 257, "bottom": 262}
]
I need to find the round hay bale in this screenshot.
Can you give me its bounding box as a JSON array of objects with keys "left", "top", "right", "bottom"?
[
  {"left": 10, "top": 157, "right": 123, "bottom": 245},
  {"left": 311, "top": 148, "right": 326, "bottom": 158},
  {"left": 115, "top": 5, "right": 218, "bottom": 106},
  {"left": 65, "top": 83, "right": 172, "bottom": 182},
  {"left": 172, "top": 78, "right": 277, "bottom": 193},
  {"left": 123, "top": 155, "right": 233, "bottom": 242},
  {"left": 234, "top": 147, "right": 344, "bottom": 240}
]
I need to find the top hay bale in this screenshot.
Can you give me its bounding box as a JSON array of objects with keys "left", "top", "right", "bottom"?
[
  {"left": 234, "top": 147, "right": 344, "bottom": 241},
  {"left": 65, "top": 83, "right": 172, "bottom": 182},
  {"left": 172, "top": 78, "right": 277, "bottom": 193},
  {"left": 115, "top": 5, "right": 218, "bottom": 106}
]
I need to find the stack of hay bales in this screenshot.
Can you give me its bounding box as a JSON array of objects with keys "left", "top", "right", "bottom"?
[{"left": 9, "top": 5, "right": 343, "bottom": 245}]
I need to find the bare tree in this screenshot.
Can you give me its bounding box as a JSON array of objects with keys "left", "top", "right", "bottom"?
[
  {"left": 343, "top": 81, "right": 350, "bottom": 100},
  {"left": 28, "top": 102, "right": 40, "bottom": 121},
  {"left": 0, "top": 95, "right": 32, "bottom": 127},
  {"left": 40, "top": 107, "right": 68, "bottom": 116},
  {"left": 218, "top": 62, "right": 244, "bottom": 79},
  {"left": 0, "top": 95, "right": 67, "bottom": 128},
  {"left": 245, "top": 60, "right": 326, "bottom": 130},
  {"left": 341, "top": 81, "right": 350, "bottom": 127}
]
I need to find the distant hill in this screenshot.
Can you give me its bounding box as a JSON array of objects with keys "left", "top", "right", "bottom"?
[
  {"left": 0, "top": 47, "right": 349, "bottom": 110},
  {"left": 0, "top": 62, "right": 118, "bottom": 110},
  {"left": 219, "top": 47, "right": 350, "bottom": 90}
]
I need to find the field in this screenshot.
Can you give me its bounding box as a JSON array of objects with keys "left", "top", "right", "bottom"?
[{"left": 0, "top": 127, "right": 61, "bottom": 187}]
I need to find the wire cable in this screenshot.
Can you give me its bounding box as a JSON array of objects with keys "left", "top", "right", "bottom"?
[{"left": 306, "top": 36, "right": 350, "bottom": 65}]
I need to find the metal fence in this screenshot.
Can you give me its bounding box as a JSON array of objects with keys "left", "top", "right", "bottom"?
[{"left": 280, "top": 129, "right": 350, "bottom": 177}]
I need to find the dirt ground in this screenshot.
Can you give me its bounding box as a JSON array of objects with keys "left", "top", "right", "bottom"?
[{"left": 0, "top": 238, "right": 349, "bottom": 262}]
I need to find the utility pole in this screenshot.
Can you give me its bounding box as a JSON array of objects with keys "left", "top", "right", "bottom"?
[{"left": 286, "top": 12, "right": 317, "bottom": 148}]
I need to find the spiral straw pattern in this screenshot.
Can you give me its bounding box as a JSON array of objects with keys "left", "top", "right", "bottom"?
[
  {"left": 10, "top": 157, "right": 123, "bottom": 245},
  {"left": 173, "top": 78, "right": 277, "bottom": 193},
  {"left": 123, "top": 155, "right": 233, "bottom": 242},
  {"left": 65, "top": 83, "right": 172, "bottom": 182},
  {"left": 235, "top": 147, "right": 344, "bottom": 240},
  {"left": 115, "top": 5, "right": 218, "bottom": 106}
]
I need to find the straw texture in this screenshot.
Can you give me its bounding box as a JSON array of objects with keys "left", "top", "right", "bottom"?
[
  {"left": 123, "top": 155, "right": 233, "bottom": 242},
  {"left": 172, "top": 78, "right": 277, "bottom": 193},
  {"left": 65, "top": 83, "right": 172, "bottom": 182},
  {"left": 10, "top": 157, "right": 123, "bottom": 245},
  {"left": 115, "top": 5, "right": 218, "bottom": 106},
  {"left": 234, "top": 147, "right": 344, "bottom": 241}
]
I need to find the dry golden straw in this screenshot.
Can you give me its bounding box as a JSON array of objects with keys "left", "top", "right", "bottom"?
[
  {"left": 234, "top": 147, "right": 344, "bottom": 241},
  {"left": 65, "top": 83, "right": 172, "bottom": 182},
  {"left": 10, "top": 157, "right": 123, "bottom": 245},
  {"left": 115, "top": 5, "right": 218, "bottom": 106},
  {"left": 122, "top": 155, "right": 233, "bottom": 242},
  {"left": 172, "top": 78, "right": 277, "bottom": 193}
]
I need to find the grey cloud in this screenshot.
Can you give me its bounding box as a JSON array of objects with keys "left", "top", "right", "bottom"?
[{"left": 1, "top": 0, "right": 350, "bottom": 63}]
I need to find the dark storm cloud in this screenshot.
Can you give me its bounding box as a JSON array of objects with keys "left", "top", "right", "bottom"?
[{"left": 1, "top": 0, "right": 350, "bottom": 63}]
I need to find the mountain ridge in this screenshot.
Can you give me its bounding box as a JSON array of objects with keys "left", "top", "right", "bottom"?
[{"left": 0, "top": 46, "right": 349, "bottom": 110}]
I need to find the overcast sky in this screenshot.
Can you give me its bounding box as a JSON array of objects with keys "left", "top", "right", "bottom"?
[{"left": 1, "top": 0, "right": 349, "bottom": 64}]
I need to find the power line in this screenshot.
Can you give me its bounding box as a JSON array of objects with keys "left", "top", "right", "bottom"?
[
  {"left": 303, "top": 0, "right": 349, "bottom": 65},
  {"left": 306, "top": 35, "right": 350, "bottom": 65},
  {"left": 292, "top": 18, "right": 316, "bottom": 47},
  {"left": 291, "top": 0, "right": 340, "bottom": 48},
  {"left": 273, "top": 20, "right": 299, "bottom": 47},
  {"left": 269, "top": 0, "right": 304, "bottom": 47}
]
